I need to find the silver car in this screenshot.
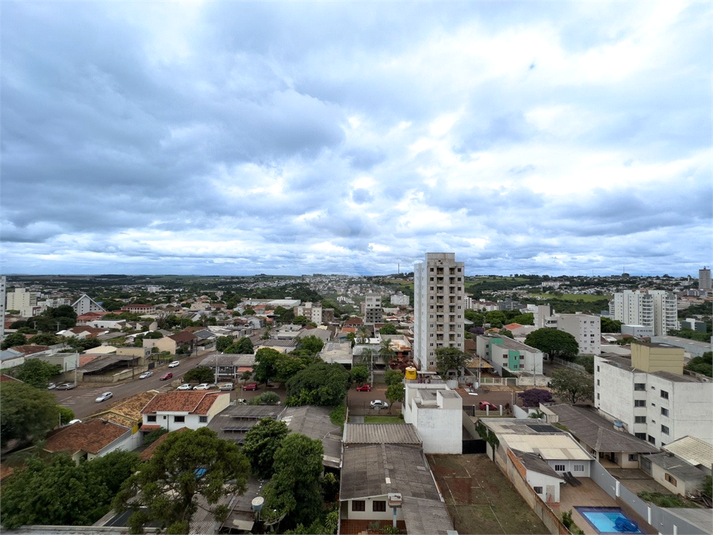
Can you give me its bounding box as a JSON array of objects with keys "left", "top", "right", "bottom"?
[{"left": 95, "top": 392, "right": 113, "bottom": 403}]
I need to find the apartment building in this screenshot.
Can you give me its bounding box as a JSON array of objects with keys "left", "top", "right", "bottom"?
[
  {"left": 699, "top": 267, "right": 711, "bottom": 290},
  {"left": 534, "top": 305, "right": 600, "bottom": 355},
  {"left": 0, "top": 276, "right": 5, "bottom": 338},
  {"left": 595, "top": 343, "right": 713, "bottom": 448},
  {"left": 296, "top": 302, "right": 324, "bottom": 324},
  {"left": 6, "top": 287, "right": 39, "bottom": 317},
  {"left": 390, "top": 292, "right": 409, "bottom": 306},
  {"left": 363, "top": 293, "right": 383, "bottom": 325},
  {"left": 609, "top": 290, "right": 677, "bottom": 336},
  {"left": 413, "top": 253, "right": 465, "bottom": 371},
  {"left": 476, "top": 334, "right": 544, "bottom": 377},
  {"left": 72, "top": 294, "right": 106, "bottom": 316}
]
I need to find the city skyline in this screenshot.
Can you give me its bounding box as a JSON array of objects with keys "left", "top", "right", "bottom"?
[{"left": 1, "top": 1, "right": 711, "bottom": 276}]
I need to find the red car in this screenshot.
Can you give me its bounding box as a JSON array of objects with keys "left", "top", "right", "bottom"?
[
  {"left": 479, "top": 401, "right": 499, "bottom": 411},
  {"left": 356, "top": 384, "right": 371, "bottom": 392},
  {"left": 243, "top": 382, "right": 258, "bottom": 391},
  {"left": 160, "top": 372, "right": 173, "bottom": 381}
]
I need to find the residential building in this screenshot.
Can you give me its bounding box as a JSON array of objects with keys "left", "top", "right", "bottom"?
[
  {"left": 413, "top": 252, "right": 465, "bottom": 371},
  {"left": 280, "top": 405, "right": 343, "bottom": 469},
  {"left": 208, "top": 404, "right": 284, "bottom": 444},
  {"left": 699, "top": 266, "right": 711, "bottom": 290},
  {"left": 662, "top": 435, "right": 713, "bottom": 477},
  {"left": 679, "top": 318, "right": 707, "bottom": 333},
  {"left": 390, "top": 292, "right": 410, "bottom": 306},
  {"left": 6, "top": 287, "right": 39, "bottom": 317},
  {"left": 296, "top": 302, "right": 323, "bottom": 324},
  {"left": 71, "top": 294, "right": 106, "bottom": 316},
  {"left": 120, "top": 303, "right": 156, "bottom": 314},
  {"left": 44, "top": 419, "right": 138, "bottom": 463},
  {"left": 402, "top": 382, "right": 462, "bottom": 453},
  {"left": 140, "top": 391, "right": 230, "bottom": 432},
  {"left": 533, "top": 305, "right": 600, "bottom": 355},
  {"left": 0, "top": 276, "right": 5, "bottom": 338},
  {"left": 621, "top": 325, "right": 655, "bottom": 338},
  {"left": 642, "top": 452, "right": 708, "bottom": 496},
  {"left": 476, "top": 334, "right": 543, "bottom": 377},
  {"left": 363, "top": 293, "right": 383, "bottom": 325},
  {"left": 595, "top": 343, "right": 713, "bottom": 447},
  {"left": 199, "top": 353, "right": 255, "bottom": 379},
  {"left": 609, "top": 290, "right": 677, "bottom": 336}
]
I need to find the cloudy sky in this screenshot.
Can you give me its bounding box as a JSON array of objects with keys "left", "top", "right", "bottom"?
[{"left": 1, "top": 1, "right": 711, "bottom": 276}]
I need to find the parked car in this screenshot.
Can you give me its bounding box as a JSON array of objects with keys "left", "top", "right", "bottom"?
[
  {"left": 47, "top": 383, "right": 56, "bottom": 390},
  {"left": 219, "top": 383, "right": 235, "bottom": 391},
  {"left": 139, "top": 371, "right": 153, "bottom": 379},
  {"left": 177, "top": 383, "right": 192, "bottom": 390},
  {"left": 193, "top": 383, "right": 211, "bottom": 390},
  {"left": 168, "top": 361, "right": 181, "bottom": 368},
  {"left": 478, "top": 401, "right": 499, "bottom": 411},
  {"left": 95, "top": 392, "right": 113, "bottom": 403},
  {"left": 55, "top": 383, "right": 76, "bottom": 390},
  {"left": 160, "top": 372, "right": 173, "bottom": 381},
  {"left": 67, "top": 419, "right": 82, "bottom": 425},
  {"left": 242, "top": 382, "right": 258, "bottom": 391},
  {"left": 370, "top": 400, "right": 388, "bottom": 409},
  {"left": 356, "top": 384, "right": 371, "bottom": 392}
]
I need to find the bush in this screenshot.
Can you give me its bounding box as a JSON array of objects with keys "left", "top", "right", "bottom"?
[
  {"left": 143, "top": 427, "right": 168, "bottom": 446},
  {"left": 251, "top": 391, "right": 280, "bottom": 405}
]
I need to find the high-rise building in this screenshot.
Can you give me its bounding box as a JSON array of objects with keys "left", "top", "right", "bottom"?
[
  {"left": 414, "top": 253, "right": 465, "bottom": 371},
  {"left": 609, "top": 290, "right": 677, "bottom": 336},
  {"left": 0, "top": 276, "right": 5, "bottom": 338},
  {"left": 6, "top": 287, "right": 39, "bottom": 317},
  {"left": 699, "top": 267, "right": 711, "bottom": 290},
  {"left": 363, "top": 293, "right": 383, "bottom": 325},
  {"left": 534, "top": 305, "right": 600, "bottom": 355}
]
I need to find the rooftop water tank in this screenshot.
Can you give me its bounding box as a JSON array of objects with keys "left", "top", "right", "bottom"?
[{"left": 405, "top": 367, "right": 417, "bottom": 380}]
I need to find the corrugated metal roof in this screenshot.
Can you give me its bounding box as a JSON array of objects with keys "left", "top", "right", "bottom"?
[
  {"left": 663, "top": 436, "right": 713, "bottom": 469},
  {"left": 401, "top": 497, "right": 453, "bottom": 535},
  {"left": 345, "top": 424, "right": 421, "bottom": 445}
]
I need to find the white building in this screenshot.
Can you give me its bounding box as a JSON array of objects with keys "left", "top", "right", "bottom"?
[
  {"left": 595, "top": 343, "right": 713, "bottom": 448},
  {"left": 72, "top": 294, "right": 106, "bottom": 316},
  {"left": 609, "top": 290, "right": 677, "bottom": 336},
  {"left": 6, "top": 287, "right": 39, "bottom": 317},
  {"left": 413, "top": 253, "right": 465, "bottom": 371},
  {"left": 621, "top": 325, "right": 655, "bottom": 338},
  {"left": 390, "top": 292, "right": 410, "bottom": 306},
  {"left": 140, "top": 391, "right": 230, "bottom": 432},
  {"left": 476, "top": 334, "right": 544, "bottom": 377},
  {"left": 533, "top": 305, "right": 600, "bottom": 355},
  {"left": 0, "top": 276, "right": 5, "bottom": 338},
  {"left": 699, "top": 267, "right": 711, "bottom": 290},
  {"left": 295, "top": 302, "right": 323, "bottom": 325},
  {"left": 402, "top": 382, "right": 462, "bottom": 453}
]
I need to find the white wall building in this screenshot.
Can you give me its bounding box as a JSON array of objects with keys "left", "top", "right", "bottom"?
[
  {"left": 413, "top": 253, "right": 465, "bottom": 371},
  {"left": 595, "top": 343, "right": 713, "bottom": 448},
  {"left": 533, "top": 306, "right": 600, "bottom": 355},
  {"left": 72, "top": 294, "right": 106, "bottom": 316},
  {"left": 140, "top": 391, "right": 230, "bottom": 432},
  {"left": 621, "top": 325, "right": 655, "bottom": 338},
  {"left": 699, "top": 267, "right": 711, "bottom": 290},
  {"left": 476, "top": 334, "right": 544, "bottom": 376},
  {"left": 6, "top": 287, "right": 39, "bottom": 317},
  {"left": 402, "top": 382, "right": 462, "bottom": 453},
  {"left": 295, "top": 302, "right": 323, "bottom": 325},
  {"left": 609, "top": 290, "right": 677, "bottom": 336},
  {"left": 390, "top": 292, "right": 409, "bottom": 306}
]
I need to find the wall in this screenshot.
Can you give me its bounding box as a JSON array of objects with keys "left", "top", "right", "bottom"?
[
  {"left": 525, "top": 471, "right": 562, "bottom": 504},
  {"left": 344, "top": 497, "right": 404, "bottom": 522},
  {"left": 546, "top": 459, "right": 591, "bottom": 478},
  {"left": 143, "top": 337, "right": 176, "bottom": 355},
  {"left": 412, "top": 403, "right": 462, "bottom": 453}
]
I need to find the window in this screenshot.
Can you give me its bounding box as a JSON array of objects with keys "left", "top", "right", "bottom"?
[
  {"left": 199, "top": 416, "right": 208, "bottom": 423},
  {"left": 372, "top": 501, "right": 386, "bottom": 512},
  {"left": 597, "top": 366, "right": 600, "bottom": 372},
  {"left": 174, "top": 416, "right": 185, "bottom": 423},
  {"left": 661, "top": 407, "right": 669, "bottom": 417},
  {"left": 635, "top": 433, "right": 646, "bottom": 440},
  {"left": 648, "top": 435, "right": 656, "bottom": 445},
  {"left": 533, "top": 486, "right": 543, "bottom": 494},
  {"left": 635, "top": 416, "right": 646, "bottom": 424},
  {"left": 660, "top": 390, "right": 669, "bottom": 400},
  {"left": 573, "top": 465, "right": 584, "bottom": 472},
  {"left": 554, "top": 464, "right": 566, "bottom": 472},
  {"left": 634, "top": 400, "right": 646, "bottom": 407},
  {"left": 628, "top": 454, "right": 638, "bottom": 462},
  {"left": 147, "top": 415, "right": 157, "bottom": 422},
  {"left": 634, "top": 383, "right": 646, "bottom": 391},
  {"left": 597, "top": 379, "right": 600, "bottom": 386},
  {"left": 352, "top": 501, "right": 366, "bottom": 512},
  {"left": 664, "top": 473, "right": 677, "bottom": 487},
  {"left": 661, "top": 425, "right": 669, "bottom": 435}
]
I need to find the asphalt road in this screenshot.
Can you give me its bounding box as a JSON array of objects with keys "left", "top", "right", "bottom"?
[{"left": 53, "top": 348, "right": 217, "bottom": 419}]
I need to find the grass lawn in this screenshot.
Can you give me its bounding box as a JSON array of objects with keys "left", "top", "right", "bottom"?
[
  {"left": 530, "top": 293, "right": 611, "bottom": 302},
  {"left": 363, "top": 415, "right": 405, "bottom": 424}
]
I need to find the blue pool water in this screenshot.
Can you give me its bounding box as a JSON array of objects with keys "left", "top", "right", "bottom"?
[{"left": 575, "top": 507, "right": 642, "bottom": 534}]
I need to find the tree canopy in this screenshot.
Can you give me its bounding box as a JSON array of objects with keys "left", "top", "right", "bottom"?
[
  {"left": 685, "top": 351, "right": 712, "bottom": 377},
  {"left": 113, "top": 428, "right": 250, "bottom": 533},
  {"left": 242, "top": 418, "right": 289, "bottom": 479},
  {"left": 298, "top": 335, "right": 324, "bottom": 356},
  {"left": 435, "top": 347, "right": 469, "bottom": 377},
  {"left": 216, "top": 336, "right": 234, "bottom": 352},
  {"left": 350, "top": 365, "right": 369, "bottom": 386},
  {"left": 286, "top": 362, "right": 350, "bottom": 406},
  {"left": 9, "top": 359, "right": 62, "bottom": 389},
  {"left": 524, "top": 328, "right": 579, "bottom": 359},
  {"left": 379, "top": 323, "right": 398, "bottom": 335},
  {"left": 1, "top": 332, "right": 28, "bottom": 350},
  {"left": 550, "top": 368, "right": 594, "bottom": 405},
  {"left": 384, "top": 368, "right": 404, "bottom": 386},
  {"left": 386, "top": 383, "right": 404, "bottom": 405},
  {"left": 254, "top": 347, "right": 282, "bottom": 384},
  {"left": 1, "top": 381, "right": 59, "bottom": 447},
  {"left": 518, "top": 388, "right": 553, "bottom": 407},
  {"left": 225, "top": 337, "right": 254, "bottom": 354},
  {"left": 183, "top": 366, "right": 214, "bottom": 384},
  {"left": 600, "top": 317, "right": 622, "bottom": 333}
]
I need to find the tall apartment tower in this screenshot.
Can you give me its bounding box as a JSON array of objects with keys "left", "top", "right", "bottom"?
[
  {"left": 609, "top": 290, "right": 677, "bottom": 336},
  {"left": 363, "top": 294, "right": 383, "bottom": 325},
  {"left": 414, "top": 253, "right": 465, "bottom": 372},
  {"left": 0, "top": 276, "right": 6, "bottom": 339},
  {"left": 699, "top": 267, "right": 712, "bottom": 290}
]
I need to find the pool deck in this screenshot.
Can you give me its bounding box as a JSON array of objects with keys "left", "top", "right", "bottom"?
[{"left": 552, "top": 478, "right": 656, "bottom": 535}]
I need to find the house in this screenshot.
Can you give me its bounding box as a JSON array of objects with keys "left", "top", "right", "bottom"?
[
  {"left": 94, "top": 390, "right": 160, "bottom": 429},
  {"left": 44, "top": 419, "right": 138, "bottom": 463},
  {"left": 255, "top": 339, "right": 295, "bottom": 354},
  {"left": 120, "top": 304, "right": 156, "bottom": 314},
  {"left": 208, "top": 404, "right": 284, "bottom": 444},
  {"left": 280, "top": 405, "right": 343, "bottom": 470},
  {"left": 476, "top": 334, "right": 543, "bottom": 377},
  {"left": 662, "top": 436, "right": 713, "bottom": 476},
  {"left": 641, "top": 452, "right": 707, "bottom": 496},
  {"left": 1, "top": 348, "right": 26, "bottom": 369},
  {"left": 71, "top": 294, "right": 106, "bottom": 316},
  {"left": 199, "top": 353, "right": 255, "bottom": 379},
  {"left": 143, "top": 336, "right": 177, "bottom": 354},
  {"left": 402, "top": 382, "right": 462, "bottom": 453},
  {"left": 169, "top": 330, "right": 197, "bottom": 354},
  {"left": 140, "top": 391, "right": 230, "bottom": 432},
  {"left": 319, "top": 341, "right": 353, "bottom": 366}
]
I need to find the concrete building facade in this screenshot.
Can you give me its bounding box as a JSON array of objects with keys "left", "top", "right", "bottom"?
[
  {"left": 699, "top": 267, "right": 711, "bottom": 290},
  {"left": 402, "top": 382, "right": 462, "bottom": 453},
  {"left": 363, "top": 294, "right": 383, "bottom": 325},
  {"left": 413, "top": 253, "right": 465, "bottom": 371},
  {"left": 6, "top": 287, "right": 39, "bottom": 317},
  {"left": 609, "top": 290, "right": 677, "bottom": 336},
  {"left": 533, "top": 305, "right": 600, "bottom": 355},
  {"left": 72, "top": 294, "right": 106, "bottom": 316}
]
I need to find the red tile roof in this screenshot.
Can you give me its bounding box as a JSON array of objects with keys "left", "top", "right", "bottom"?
[
  {"left": 0, "top": 374, "right": 21, "bottom": 382},
  {"left": 44, "top": 420, "right": 130, "bottom": 455},
  {"left": 169, "top": 331, "right": 197, "bottom": 343},
  {"left": 139, "top": 424, "right": 162, "bottom": 432},
  {"left": 9, "top": 345, "right": 50, "bottom": 355},
  {"left": 503, "top": 323, "right": 523, "bottom": 331},
  {"left": 141, "top": 391, "right": 220, "bottom": 415},
  {"left": 344, "top": 317, "right": 363, "bottom": 325},
  {"left": 79, "top": 355, "right": 99, "bottom": 367}
]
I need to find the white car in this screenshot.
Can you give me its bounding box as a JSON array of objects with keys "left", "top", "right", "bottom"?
[
  {"left": 168, "top": 361, "right": 181, "bottom": 368},
  {"left": 139, "top": 371, "right": 153, "bottom": 379},
  {"left": 177, "top": 384, "right": 192, "bottom": 391},
  {"left": 47, "top": 383, "right": 56, "bottom": 390},
  {"left": 95, "top": 392, "right": 113, "bottom": 403},
  {"left": 193, "top": 383, "right": 211, "bottom": 390},
  {"left": 370, "top": 400, "right": 389, "bottom": 409}
]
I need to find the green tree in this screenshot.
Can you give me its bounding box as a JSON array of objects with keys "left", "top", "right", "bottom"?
[
  {"left": 58, "top": 406, "right": 75, "bottom": 425},
  {"left": 525, "top": 328, "right": 579, "bottom": 360},
  {"left": 298, "top": 335, "right": 324, "bottom": 356},
  {"left": 350, "top": 366, "right": 369, "bottom": 386},
  {"left": 242, "top": 418, "right": 289, "bottom": 479},
  {"left": 685, "top": 351, "right": 712, "bottom": 377},
  {"left": 464, "top": 309, "right": 485, "bottom": 326},
  {"left": 378, "top": 338, "right": 395, "bottom": 365},
  {"left": 384, "top": 369, "right": 404, "bottom": 386},
  {"left": 143, "top": 427, "right": 169, "bottom": 446},
  {"left": 386, "top": 383, "right": 404, "bottom": 405},
  {"left": 113, "top": 428, "right": 250, "bottom": 533},
  {"left": 550, "top": 368, "right": 594, "bottom": 405},
  {"left": 379, "top": 323, "right": 398, "bottom": 335},
  {"left": 254, "top": 348, "right": 282, "bottom": 384},
  {"left": 1, "top": 381, "right": 59, "bottom": 447},
  {"left": 263, "top": 433, "right": 324, "bottom": 528},
  {"left": 251, "top": 391, "right": 281, "bottom": 405},
  {"left": 84, "top": 450, "right": 140, "bottom": 496},
  {"left": 273, "top": 306, "right": 295, "bottom": 324},
  {"left": 216, "top": 336, "right": 234, "bottom": 352},
  {"left": 286, "top": 362, "right": 350, "bottom": 406},
  {"left": 511, "top": 313, "right": 534, "bottom": 325},
  {"left": 600, "top": 317, "right": 622, "bottom": 333},
  {"left": 28, "top": 333, "right": 60, "bottom": 345},
  {"left": 498, "top": 329, "right": 514, "bottom": 339},
  {"left": 435, "top": 347, "right": 469, "bottom": 377},
  {"left": 345, "top": 332, "right": 356, "bottom": 347},
  {"left": 233, "top": 337, "right": 254, "bottom": 354},
  {"left": 243, "top": 307, "right": 256, "bottom": 316},
  {"left": 65, "top": 337, "right": 102, "bottom": 351},
  {"left": 183, "top": 366, "right": 214, "bottom": 384},
  {"left": 10, "top": 359, "right": 62, "bottom": 389},
  {"left": 275, "top": 354, "right": 308, "bottom": 383},
  {"left": 294, "top": 315, "right": 310, "bottom": 326},
  {"left": 2, "top": 332, "right": 27, "bottom": 350},
  {"left": 485, "top": 310, "right": 507, "bottom": 328}
]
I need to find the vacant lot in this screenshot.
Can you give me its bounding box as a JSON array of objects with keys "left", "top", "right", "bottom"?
[{"left": 428, "top": 454, "right": 548, "bottom": 535}]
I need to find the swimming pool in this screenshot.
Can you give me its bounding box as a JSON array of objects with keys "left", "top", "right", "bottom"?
[{"left": 575, "top": 507, "right": 642, "bottom": 534}]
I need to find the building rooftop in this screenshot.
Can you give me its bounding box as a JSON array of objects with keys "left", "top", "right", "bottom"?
[
  {"left": 662, "top": 436, "right": 713, "bottom": 470},
  {"left": 280, "top": 406, "right": 342, "bottom": 469},
  {"left": 345, "top": 424, "right": 421, "bottom": 445},
  {"left": 141, "top": 391, "right": 223, "bottom": 414},
  {"left": 514, "top": 450, "right": 563, "bottom": 479},
  {"left": 208, "top": 404, "right": 285, "bottom": 443},
  {"left": 647, "top": 452, "right": 707, "bottom": 481},
  {"left": 651, "top": 370, "right": 711, "bottom": 383},
  {"left": 45, "top": 419, "right": 129, "bottom": 455},
  {"left": 481, "top": 419, "right": 592, "bottom": 461}
]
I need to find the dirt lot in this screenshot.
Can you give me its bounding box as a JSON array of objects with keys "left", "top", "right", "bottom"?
[{"left": 428, "top": 454, "right": 549, "bottom": 535}]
